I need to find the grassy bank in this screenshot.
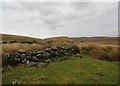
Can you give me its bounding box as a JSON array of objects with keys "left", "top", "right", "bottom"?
[
  {"left": 81, "top": 45, "right": 119, "bottom": 61},
  {"left": 2, "top": 55, "right": 118, "bottom": 84}
]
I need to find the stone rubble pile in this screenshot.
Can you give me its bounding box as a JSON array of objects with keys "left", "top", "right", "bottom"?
[{"left": 2, "top": 45, "right": 79, "bottom": 67}]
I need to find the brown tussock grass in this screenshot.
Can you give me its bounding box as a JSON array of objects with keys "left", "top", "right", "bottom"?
[
  {"left": 2, "top": 42, "right": 74, "bottom": 53},
  {"left": 2, "top": 43, "right": 51, "bottom": 52},
  {"left": 81, "top": 45, "right": 119, "bottom": 61}
]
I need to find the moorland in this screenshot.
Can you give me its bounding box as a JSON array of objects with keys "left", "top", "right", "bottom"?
[{"left": 1, "top": 34, "right": 119, "bottom": 84}]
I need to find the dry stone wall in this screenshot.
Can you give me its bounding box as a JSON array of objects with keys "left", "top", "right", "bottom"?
[{"left": 2, "top": 45, "right": 80, "bottom": 67}]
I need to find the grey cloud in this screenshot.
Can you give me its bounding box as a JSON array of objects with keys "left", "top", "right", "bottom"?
[
  {"left": 2, "top": 2, "right": 97, "bottom": 29},
  {"left": 2, "top": 2, "right": 118, "bottom": 38},
  {"left": 2, "top": 2, "right": 23, "bottom": 11},
  {"left": 20, "top": 2, "right": 58, "bottom": 15},
  {"left": 71, "top": 2, "right": 92, "bottom": 10},
  {"left": 20, "top": 2, "right": 88, "bottom": 23}
]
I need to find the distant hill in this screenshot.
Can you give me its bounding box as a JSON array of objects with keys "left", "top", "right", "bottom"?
[
  {"left": 45, "top": 36, "right": 74, "bottom": 44},
  {"left": 1, "top": 34, "right": 74, "bottom": 45},
  {"left": 1, "top": 34, "right": 43, "bottom": 42},
  {"left": 71, "top": 37, "right": 118, "bottom": 42},
  {"left": 1, "top": 34, "right": 118, "bottom": 44}
]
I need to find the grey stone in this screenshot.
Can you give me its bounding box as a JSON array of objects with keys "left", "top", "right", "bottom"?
[
  {"left": 14, "top": 52, "right": 20, "bottom": 58},
  {"left": 44, "top": 48, "right": 51, "bottom": 53},
  {"left": 27, "top": 62, "right": 36, "bottom": 67},
  {"left": 50, "top": 51, "right": 56, "bottom": 57},
  {"left": 37, "top": 54, "right": 43, "bottom": 59},
  {"left": 26, "top": 56, "right": 32, "bottom": 60},
  {"left": 18, "top": 50, "right": 26, "bottom": 54},
  {"left": 45, "top": 59, "right": 51, "bottom": 64},
  {"left": 10, "top": 53, "right": 15, "bottom": 57},
  {"left": 29, "top": 51, "right": 37, "bottom": 56},
  {"left": 36, "top": 62, "right": 47, "bottom": 67},
  {"left": 5, "top": 53, "right": 11, "bottom": 58},
  {"left": 44, "top": 53, "right": 51, "bottom": 58},
  {"left": 20, "top": 54, "right": 26, "bottom": 59},
  {"left": 51, "top": 46, "right": 58, "bottom": 51},
  {"left": 3, "top": 45, "right": 80, "bottom": 67},
  {"left": 72, "top": 49, "right": 75, "bottom": 51},
  {"left": 14, "top": 54, "right": 20, "bottom": 58},
  {"left": 14, "top": 58, "right": 17, "bottom": 60},
  {"left": 14, "top": 52, "right": 20, "bottom": 55},
  {"left": 12, "top": 80, "right": 17, "bottom": 85},
  {"left": 21, "top": 59, "right": 27, "bottom": 64},
  {"left": 26, "top": 60, "right": 30, "bottom": 64},
  {"left": 36, "top": 51, "right": 44, "bottom": 54},
  {"left": 32, "top": 56, "right": 39, "bottom": 62},
  {"left": 17, "top": 58, "right": 21, "bottom": 62}
]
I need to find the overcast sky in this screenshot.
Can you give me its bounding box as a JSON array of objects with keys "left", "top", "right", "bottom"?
[{"left": 1, "top": 1, "right": 118, "bottom": 38}]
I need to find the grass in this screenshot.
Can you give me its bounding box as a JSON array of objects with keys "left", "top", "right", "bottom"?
[
  {"left": 1, "top": 34, "right": 119, "bottom": 84},
  {"left": 1, "top": 34, "right": 75, "bottom": 53},
  {"left": 2, "top": 55, "right": 118, "bottom": 84},
  {"left": 72, "top": 37, "right": 118, "bottom": 45},
  {"left": 2, "top": 43, "right": 75, "bottom": 53},
  {"left": 2, "top": 43, "right": 52, "bottom": 52},
  {"left": 81, "top": 45, "right": 119, "bottom": 61}
]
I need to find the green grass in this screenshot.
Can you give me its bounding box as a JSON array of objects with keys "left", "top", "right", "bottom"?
[{"left": 2, "top": 55, "right": 118, "bottom": 84}]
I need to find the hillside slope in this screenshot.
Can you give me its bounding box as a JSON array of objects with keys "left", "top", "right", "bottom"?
[
  {"left": 71, "top": 37, "right": 118, "bottom": 43},
  {"left": 1, "top": 34, "right": 43, "bottom": 42},
  {"left": 1, "top": 34, "right": 118, "bottom": 43}
]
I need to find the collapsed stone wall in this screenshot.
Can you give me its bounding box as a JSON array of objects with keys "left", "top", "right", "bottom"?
[{"left": 2, "top": 45, "right": 79, "bottom": 67}]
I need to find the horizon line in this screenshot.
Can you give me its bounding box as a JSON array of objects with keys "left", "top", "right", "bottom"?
[{"left": 0, "top": 33, "right": 119, "bottom": 39}]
